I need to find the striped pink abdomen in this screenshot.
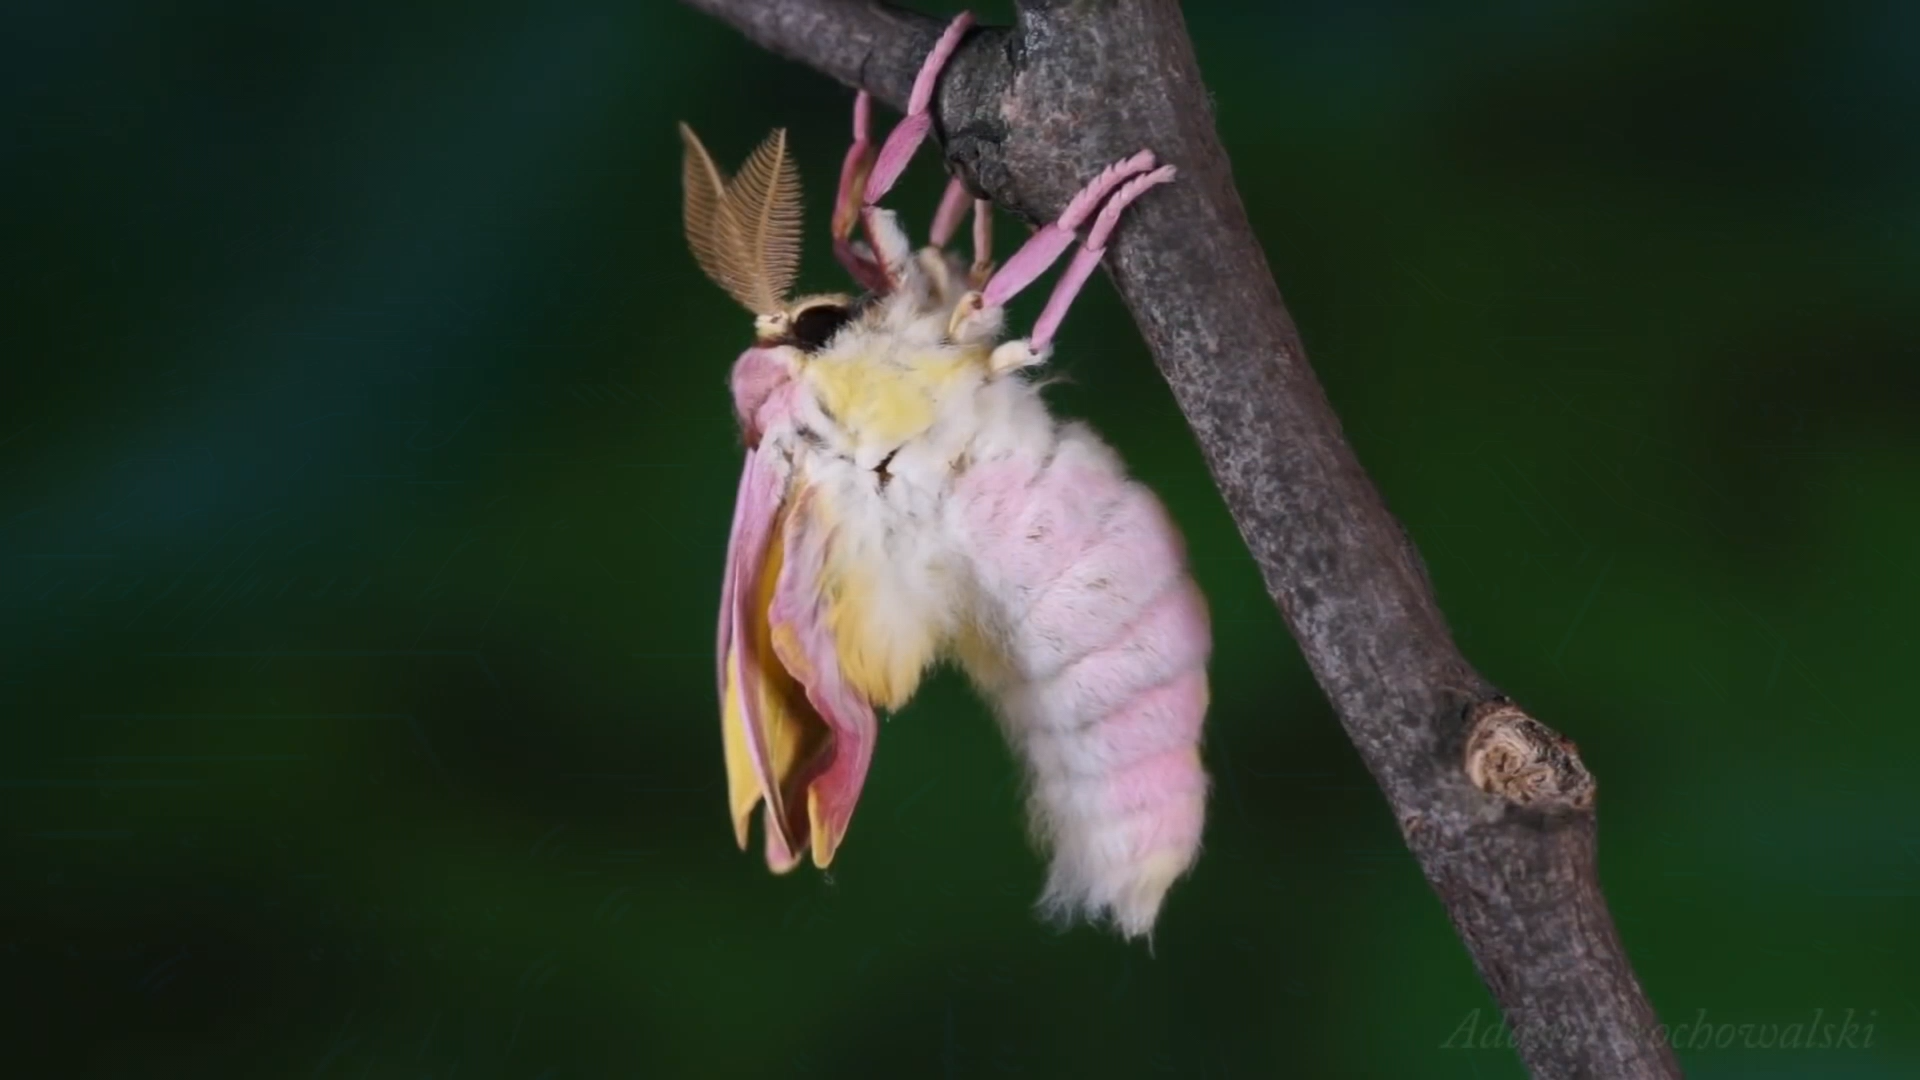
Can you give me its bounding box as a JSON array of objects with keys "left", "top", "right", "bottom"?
[{"left": 951, "top": 423, "right": 1211, "bottom": 939}]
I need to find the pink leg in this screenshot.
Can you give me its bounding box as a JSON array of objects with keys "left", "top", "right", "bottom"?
[
  {"left": 930, "top": 177, "right": 971, "bottom": 248},
  {"left": 1027, "top": 165, "right": 1176, "bottom": 351},
  {"left": 863, "top": 12, "right": 974, "bottom": 207},
  {"left": 860, "top": 206, "right": 917, "bottom": 285},
  {"left": 953, "top": 154, "right": 1175, "bottom": 370},
  {"left": 978, "top": 150, "right": 1158, "bottom": 309},
  {"left": 969, "top": 197, "right": 993, "bottom": 285},
  {"left": 832, "top": 92, "right": 874, "bottom": 240},
  {"left": 832, "top": 92, "right": 888, "bottom": 293},
  {"left": 931, "top": 182, "right": 993, "bottom": 288}
]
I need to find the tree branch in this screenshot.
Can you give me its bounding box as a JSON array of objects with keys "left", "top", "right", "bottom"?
[{"left": 680, "top": 1, "right": 1680, "bottom": 1076}]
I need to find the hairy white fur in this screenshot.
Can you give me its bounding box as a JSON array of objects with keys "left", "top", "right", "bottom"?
[{"left": 753, "top": 242, "right": 1207, "bottom": 939}]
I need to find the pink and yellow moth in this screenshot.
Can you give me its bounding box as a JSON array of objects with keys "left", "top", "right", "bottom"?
[{"left": 682, "top": 11, "right": 1211, "bottom": 941}]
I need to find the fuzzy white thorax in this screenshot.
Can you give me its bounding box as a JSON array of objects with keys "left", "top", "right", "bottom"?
[{"left": 762, "top": 242, "right": 1059, "bottom": 679}]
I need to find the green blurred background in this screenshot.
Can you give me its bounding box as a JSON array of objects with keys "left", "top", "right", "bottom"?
[{"left": 4, "top": 0, "right": 1915, "bottom": 1075}]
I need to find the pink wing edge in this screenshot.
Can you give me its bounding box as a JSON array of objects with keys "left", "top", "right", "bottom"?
[
  {"left": 717, "top": 348, "right": 791, "bottom": 702},
  {"left": 721, "top": 443, "right": 803, "bottom": 871},
  {"left": 716, "top": 348, "right": 878, "bottom": 873},
  {"left": 768, "top": 485, "right": 879, "bottom": 870},
  {"left": 719, "top": 348, "right": 811, "bottom": 872}
]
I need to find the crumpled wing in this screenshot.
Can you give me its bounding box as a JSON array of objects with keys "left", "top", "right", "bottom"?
[
  {"left": 768, "top": 484, "right": 879, "bottom": 868},
  {"left": 719, "top": 444, "right": 824, "bottom": 872},
  {"left": 717, "top": 454, "right": 752, "bottom": 713}
]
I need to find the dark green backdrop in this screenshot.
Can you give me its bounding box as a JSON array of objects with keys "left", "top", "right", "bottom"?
[{"left": 5, "top": 0, "right": 1915, "bottom": 1076}]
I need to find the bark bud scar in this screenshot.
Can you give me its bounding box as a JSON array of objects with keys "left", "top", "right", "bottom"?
[{"left": 1463, "top": 700, "right": 1595, "bottom": 812}]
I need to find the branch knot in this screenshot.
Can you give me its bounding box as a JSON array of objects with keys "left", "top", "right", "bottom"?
[{"left": 1463, "top": 701, "right": 1595, "bottom": 812}]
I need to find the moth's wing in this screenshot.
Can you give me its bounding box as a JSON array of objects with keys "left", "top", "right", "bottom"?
[
  {"left": 717, "top": 348, "right": 786, "bottom": 704},
  {"left": 768, "top": 484, "right": 878, "bottom": 869},
  {"left": 718, "top": 445, "right": 780, "bottom": 853},
  {"left": 720, "top": 444, "right": 827, "bottom": 872},
  {"left": 717, "top": 454, "right": 750, "bottom": 715},
  {"left": 729, "top": 346, "right": 790, "bottom": 447}
]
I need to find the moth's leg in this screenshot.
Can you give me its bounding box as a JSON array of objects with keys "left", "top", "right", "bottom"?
[
  {"left": 981, "top": 151, "right": 1155, "bottom": 309},
  {"left": 923, "top": 182, "right": 986, "bottom": 308},
  {"left": 930, "top": 177, "right": 970, "bottom": 249},
  {"left": 969, "top": 197, "right": 993, "bottom": 288},
  {"left": 857, "top": 10, "right": 972, "bottom": 293},
  {"left": 832, "top": 92, "right": 874, "bottom": 247},
  {"left": 945, "top": 150, "right": 1159, "bottom": 347},
  {"left": 861, "top": 206, "right": 924, "bottom": 303},
  {"left": 832, "top": 92, "right": 889, "bottom": 294},
  {"left": 1021, "top": 164, "right": 1177, "bottom": 356},
  {"left": 862, "top": 12, "right": 973, "bottom": 208}
]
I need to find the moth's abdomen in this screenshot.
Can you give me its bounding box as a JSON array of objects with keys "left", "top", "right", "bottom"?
[{"left": 954, "top": 422, "right": 1211, "bottom": 940}]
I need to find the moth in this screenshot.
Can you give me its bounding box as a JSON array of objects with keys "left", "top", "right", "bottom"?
[{"left": 681, "top": 11, "right": 1211, "bottom": 940}]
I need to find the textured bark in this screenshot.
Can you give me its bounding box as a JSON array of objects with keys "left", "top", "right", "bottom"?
[{"left": 679, "top": 1, "right": 1681, "bottom": 1077}]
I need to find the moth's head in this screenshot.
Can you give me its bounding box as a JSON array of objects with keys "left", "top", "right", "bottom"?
[
  {"left": 753, "top": 293, "right": 862, "bottom": 352},
  {"left": 679, "top": 123, "right": 897, "bottom": 360},
  {"left": 726, "top": 292, "right": 883, "bottom": 446},
  {"left": 683, "top": 119, "right": 979, "bottom": 456}
]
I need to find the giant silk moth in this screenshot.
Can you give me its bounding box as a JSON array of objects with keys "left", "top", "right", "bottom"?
[{"left": 680, "top": 11, "right": 1212, "bottom": 940}]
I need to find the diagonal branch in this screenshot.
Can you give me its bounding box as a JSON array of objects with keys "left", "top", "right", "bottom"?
[{"left": 679, "top": 1, "right": 1681, "bottom": 1076}]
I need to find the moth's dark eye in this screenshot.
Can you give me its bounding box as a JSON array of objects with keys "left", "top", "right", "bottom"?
[{"left": 789, "top": 304, "right": 855, "bottom": 353}]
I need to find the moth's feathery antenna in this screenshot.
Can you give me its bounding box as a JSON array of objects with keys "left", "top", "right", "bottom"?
[
  {"left": 679, "top": 123, "right": 738, "bottom": 301},
  {"left": 728, "top": 128, "right": 804, "bottom": 313},
  {"left": 677, "top": 123, "right": 803, "bottom": 315}
]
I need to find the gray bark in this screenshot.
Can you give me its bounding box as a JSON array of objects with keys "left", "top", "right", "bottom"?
[{"left": 679, "top": 2, "right": 1682, "bottom": 1076}]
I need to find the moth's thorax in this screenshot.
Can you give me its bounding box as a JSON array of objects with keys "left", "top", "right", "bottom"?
[
  {"left": 752, "top": 283, "right": 1058, "bottom": 715},
  {"left": 792, "top": 286, "right": 994, "bottom": 464},
  {"left": 803, "top": 349, "right": 981, "bottom": 456}
]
